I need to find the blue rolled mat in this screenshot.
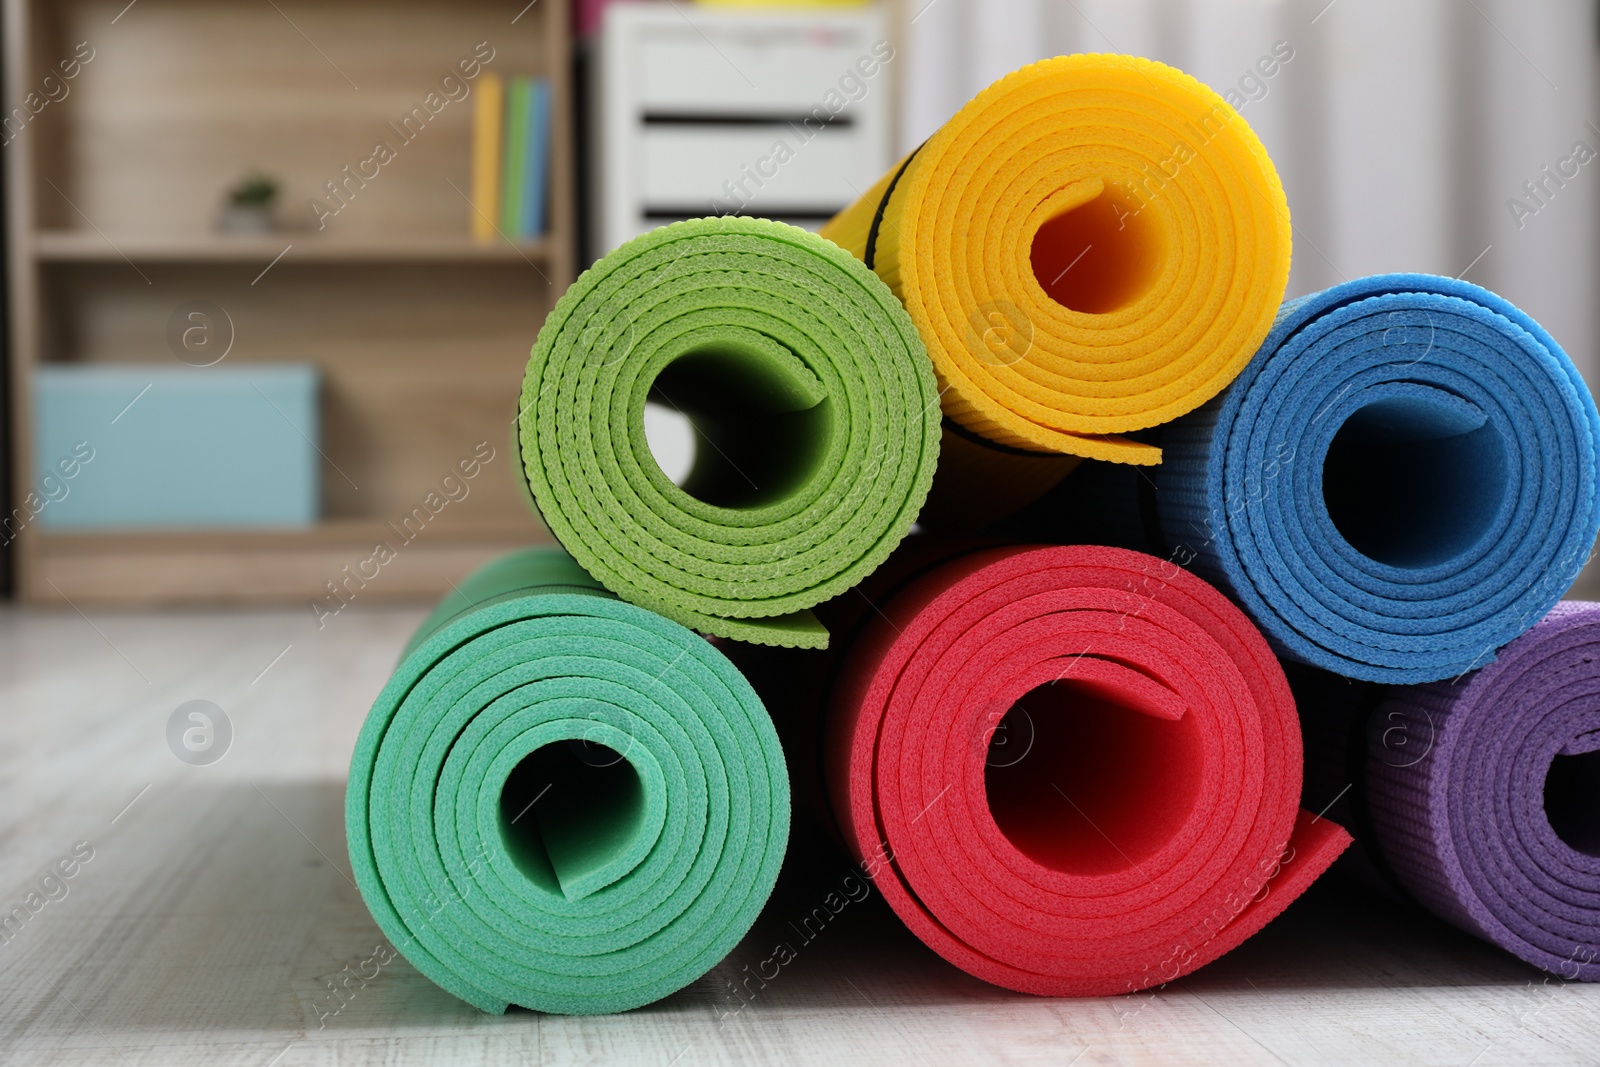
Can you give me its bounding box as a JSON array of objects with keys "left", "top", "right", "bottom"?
[{"left": 1151, "top": 273, "right": 1600, "bottom": 683}]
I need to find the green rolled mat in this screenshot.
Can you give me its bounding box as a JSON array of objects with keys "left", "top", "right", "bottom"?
[
  {"left": 517, "top": 217, "right": 941, "bottom": 649},
  {"left": 345, "top": 546, "right": 790, "bottom": 1015}
]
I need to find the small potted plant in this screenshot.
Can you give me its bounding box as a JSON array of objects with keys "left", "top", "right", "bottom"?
[{"left": 218, "top": 171, "right": 279, "bottom": 234}]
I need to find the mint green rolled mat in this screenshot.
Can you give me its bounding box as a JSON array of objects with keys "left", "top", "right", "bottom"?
[
  {"left": 518, "top": 216, "right": 941, "bottom": 649},
  {"left": 345, "top": 546, "right": 790, "bottom": 1015}
]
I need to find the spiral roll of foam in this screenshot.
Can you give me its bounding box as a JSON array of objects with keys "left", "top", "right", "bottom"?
[
  {"left": 345, "top": 547, "right": 790, "bottom": 1015},
  {"left": 822, "top": 53, "right": 1291, "bottom": 469},
  {"left": 786, "top": 541, "right": 1348, "bottom": 995},
  {"left": 1144, "top": 273, "right": 1600, "bottom": 683},
  {"left": 518, "top": 217, "right": 940, "bottom": 650},
  {"left": 1300, "top": 605, "right": 1600, "bottom": 980}
]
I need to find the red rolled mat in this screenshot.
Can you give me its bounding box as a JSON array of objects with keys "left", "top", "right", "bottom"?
[{"left": 821, "top": 542, "right": 1351, "bottom": 995}]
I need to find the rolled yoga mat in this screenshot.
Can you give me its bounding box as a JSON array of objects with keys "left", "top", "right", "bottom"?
[
  {"left": 345, "top": 547, "right": 790, "bottom": 1015},
  {"left": 782, "top": 540, "right": 1350, "bottom": 995},
  {"left": 821, "top": 53, "right": 1291, "bottom": 483},
  {"left": 1082, "top": 272, "right": 1600, "bottom": 684},
  {"left": 1291, "top": 605, "right": 1600, "bottom": 981},
  {"left": 518, "top": 216, "right": 941, "bottom": 650}
]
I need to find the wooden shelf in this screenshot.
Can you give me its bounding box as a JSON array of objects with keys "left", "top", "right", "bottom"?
[
  {"left": 34, "top": 230, "right": 555, "bottom": 264},
  {"left": 34, "top": 515, "right": 545, "bottom": 548},
  {"left": 31, "top": 517, "right": 554, "bottom": 606}
]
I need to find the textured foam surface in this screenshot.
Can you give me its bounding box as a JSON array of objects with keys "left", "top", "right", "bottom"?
[
  {"left": 345, "top": 547, "right": 790, "bottom": 1015},
  {"left": 1155, "top": 273, "right": 1600, "bottom": 683},
  {"left": 517, "top": 217, "right": 941, "bottom": 649},
  {"left": 1362, "top": 602, "right": 1600, "bottom": 981},
  {"left": 822, "top": 53, "right": 1291, "bottom": 464},
  {"left": 799, "top": 541, "right": 1349, "bottom": 995}
]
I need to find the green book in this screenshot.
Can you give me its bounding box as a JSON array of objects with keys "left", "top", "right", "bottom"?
[{"left": 499, "top": 77, "right": 532, "bottom": 239}]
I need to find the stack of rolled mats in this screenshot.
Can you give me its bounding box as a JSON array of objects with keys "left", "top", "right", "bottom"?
[
  {"left": 1021, "top": 270, "right": 1600, "bottom": 978},
  {"left": 343, "top": 52, "right": 1600, "bottom": 1017}
]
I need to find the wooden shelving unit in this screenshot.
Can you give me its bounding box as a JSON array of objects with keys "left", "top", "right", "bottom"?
[
  {"left": 4, "top": 0, "right": 572, "bottom": 606},
  {"left": 34, "top": 230, "right": 559, "bottom": 264}
]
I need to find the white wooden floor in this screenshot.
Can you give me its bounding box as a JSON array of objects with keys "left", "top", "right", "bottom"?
[{"left": 1, "top": 603, "right": 1596, "bottom": 1067}]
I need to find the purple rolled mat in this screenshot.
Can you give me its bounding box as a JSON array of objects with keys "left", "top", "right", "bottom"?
[{"left": 1352, "top": 602, "right": 1600, "bottom": 979}]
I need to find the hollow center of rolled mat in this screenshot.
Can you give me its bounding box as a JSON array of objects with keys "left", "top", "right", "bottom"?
[
  {"left": 983, "top": 678, "right": 1201, "bottom": 875},
  {"left": 1544, "top": 749, "right": 1600, "bottom": 857},
  {"left": 497, "top": 739, "right": 648, "bottom": 900},
  {"left": 643, "top": 401, "right": 696, "bottom": 486},
  {"left": 1029, "top": 184, "right": 1163, "bottom": 315},
  {"left": 1321, "top": 394, "right": 1509, "bottom": 569},
  {"left": 647, "top": 338, "right": 831, "bottom": 510}
]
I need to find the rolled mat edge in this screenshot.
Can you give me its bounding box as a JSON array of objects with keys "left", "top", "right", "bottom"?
[
  {"left": 345, "top": 546, "right": 791, "bottom": 1014},
  {"left": 518, "top": 216, "right": 942, "bottom": 650},
  {"left": 1362, "top": 602, "right": 1600, "bottom": 980},
  {"left": 806, "top": 541, "right": 1351, "bottom": 995},
  {"left": 1154, "top": 272, "right": 1600, "bottom": 683},
  {"left": 823, "top": 53, "right": 1292, "bottom": 465}
]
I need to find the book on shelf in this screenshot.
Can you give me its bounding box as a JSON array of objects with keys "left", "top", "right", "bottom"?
[
  {"left": 524, "top": 80, "right": 551, "bottom": 239},
  {"left": 470, "top": 72, "right": 504, "bottom": 242},
  {"left": 472, "top": 73, "right": 550, "bottom": 243}
]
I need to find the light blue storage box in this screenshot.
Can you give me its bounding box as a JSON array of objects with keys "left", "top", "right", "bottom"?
[{"left": 33, "top": 364, "right": 320, "bottom": 528}]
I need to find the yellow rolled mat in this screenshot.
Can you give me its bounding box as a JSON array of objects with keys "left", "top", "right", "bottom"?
[{"left": 823, "top": 53, "right": 1292, "bottom": 469}]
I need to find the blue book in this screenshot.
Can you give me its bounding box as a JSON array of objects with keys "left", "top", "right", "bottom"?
[{"left": 522, "top": 78, "right": 550, "bottom": 238}]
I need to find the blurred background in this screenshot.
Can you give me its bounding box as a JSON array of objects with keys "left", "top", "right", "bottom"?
[{"left": 4, "top": 0, "right": 1598, "bottom": 608}]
